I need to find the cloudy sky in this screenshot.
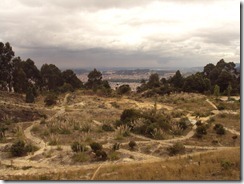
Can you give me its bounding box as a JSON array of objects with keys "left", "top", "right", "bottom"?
[{"left": 0, "top": 0, "right": 240, "bottom": 69}]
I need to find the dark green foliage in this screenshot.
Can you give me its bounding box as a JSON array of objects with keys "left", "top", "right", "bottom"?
[
  {"left": 167, "top": 142, "right": 185, "bottom": 156},
  {"left": 136, "top": 58, "right": 239, "bottom": 96},
  {"left": 71, "top": 142, "right": 87, "bottom": 152},
  {"left": 25, "top": 87, "right": 35, "bottom": 103},
  {"left": 147, "top": 73, "right": 160, "bottom": 88},
  {"left": 117, "top": 84, "right": 131, "bottom": 95},
  {"left": 102, "top": 124, "right": 114, "bottom": 132},
  {"left": 169, "top": 70, "right": 184, "bottom": 89},
  {"left": 90, "top": 142, "right": 102, "bottom": 152},
  {"left": 195, "top": 125, "right": 207, "bottom": 138},
  {"left": 10, "top": 140, "right": 26, "bottom": 156},
  {"left": 112, "top": 143, "right": 120, "bottom": 151},
  {"left": 44, "top": 93, "right": 58, "bottom": 106},
  {"left": 85, "top": 69, "right": 111, "bottom": 95},
  {"left": 217, "top": 103, "right": 225, "bottom": 110},
  {"left": 58, "top": 83, "right": 74, "bottom": 93},
  {"left": 62, "top": 69, "right": 83, "bottom": 89},
  {"left": 213, "top": 124, "right": 225, "bottom": 135},
  {"left": 85, "top": 69, "right": 102, "bottom": 89},
  {"left": 178, "top": 118, "right": 188, "bottom": 130},
  {"left": 128, "top": 140, "right": 137, "bottom": 150},
  {"left": 40, "top": 64, "right": 64, "bottom": 91},
  {"left": 120, "top": 109, "right": 140, "bottom": 125},
  {"left": 95, "top": 150, "right": 107, "bottom": 161},
  {"left": 10, "top": 140, "right": 38, "bottom": 157},
  {"left": 0, "top": 42, "right": 15, "bottom": 91}
]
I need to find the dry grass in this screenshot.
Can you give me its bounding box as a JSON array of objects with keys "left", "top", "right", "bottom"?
[
  {"left": 3, "top": 148, "right": 239, "bottom": 180},
  {"left": 214, "top": 113, "right": 240, "bottom": 131}
]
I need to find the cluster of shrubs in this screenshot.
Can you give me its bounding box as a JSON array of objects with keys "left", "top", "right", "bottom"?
[
  {"left": 116, "top": 108, "right": 188, "bottom": 139},
  {"left": 10, "top": 140, "right": 39, "bottom": 157},
  {"left": 71, "top": 141, "right": 107, "bottom": 161}
]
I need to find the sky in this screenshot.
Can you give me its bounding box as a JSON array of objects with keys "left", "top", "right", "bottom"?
[{"left": 0, "top": 0, "right": 240, "bottom": 69}]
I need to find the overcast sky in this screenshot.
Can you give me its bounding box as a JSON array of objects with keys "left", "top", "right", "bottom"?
[{"left": 0, "top": 0, "right": 240, "bottom": 69}]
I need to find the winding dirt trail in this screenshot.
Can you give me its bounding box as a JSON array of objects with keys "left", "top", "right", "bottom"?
[{"left": 0, "top": 95, "right": 240, "bottom": 180}]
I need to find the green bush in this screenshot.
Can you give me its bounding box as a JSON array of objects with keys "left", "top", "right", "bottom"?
[
  {"left": 71, "top": 142, "right": 88, "bottom": 152},
  {"left": 10, "top": 140, "right": 38, "bottom": 157},
  {"left": 128, "top": 140, "right": 137, "bottom": 150},
  {"left": 112, "top": 143, "right": 120, "bottom": 151},
  {"left": 90, "top": 142, "right": 102, "bottom": 152},
  {"left": 95, "top": 150, "right": 107, "bottom": 161},
  {"left": 10, "top": 140, "right": 26, "bottom": 157},
  {"left": 195, "top": 125, "right": 207, "bottom": 138},
  {"left": 214, "top": 124, "right": 225, "bottom": 135},
  {"left": 167, "top": 142, "right": 185, "bottom": 156},
  {"left": 117, "top": 84, "right": 131, "bottom": 95}
]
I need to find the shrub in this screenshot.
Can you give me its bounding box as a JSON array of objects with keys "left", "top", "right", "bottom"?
[
  {"left": 120, "top": 109, "right": 140, "bottom": 124},
  {"left": 196, "top": 120, "right": 202, "bottom": 126},
  {"left": 178, "top": 118, "right": 189, "bottom": 130},
  {"left": 90, "top": 142, "right": 102, "bottom": 152},
  {"left": 10, "top": 140, "right": 26, "bottom": 157},
  {"left": 44, "top": 93, "right": 58, "bottom": 106},
  {"left": 71, "top": 142, "right": 87, "bottom": 152},
  {"left": 217, "top": 103, "right": 225, "bottom": 110},
  {"left": 214, "top": 124, "right": 225, "bottom": 135},
  {"left": 167, "top": 142, "right": 185, "bottom": 156},
  {"left": 102, "top": 124, "right": 114, "bottom": 132},
  {"left": 112, "top": 143, "right": 120, "bottom": 151},
  {"left": 117, "top": 84, "right": 131, "bottom": 95},
  {"left": 10, "top": 140, "right": 38, "bottom": 157},
  {"left": 95, "top": 150, "right": 107, "bottom": 161},
  {"left": 128, "top": 140, "right": 137, "bottom": 150},
  {"left": 195, "top": 125, "right": 207, "bottom": 138}
]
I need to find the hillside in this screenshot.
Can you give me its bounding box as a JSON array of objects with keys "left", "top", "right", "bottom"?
[{"left": 0, "top": 90, "right": 240, "bottom": 180}]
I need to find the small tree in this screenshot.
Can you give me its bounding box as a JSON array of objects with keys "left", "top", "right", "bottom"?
[{"left": 128, "top": 140, "right": 137, "bottom": 150}]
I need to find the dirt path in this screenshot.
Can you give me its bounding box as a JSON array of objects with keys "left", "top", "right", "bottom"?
[
  {"left": 206, "top": 99, "right": 218, "bottom": 110},
  {"left": 0, "top": 94, "right": 240, "bottom": 179}
]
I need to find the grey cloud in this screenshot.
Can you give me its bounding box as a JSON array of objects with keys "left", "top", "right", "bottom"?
[
  {"left": 0, "top": 0, "right": 239, "bottom": 69},
  {"left": 19, "top": 47, "right": 174, "bottom": 69}
]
